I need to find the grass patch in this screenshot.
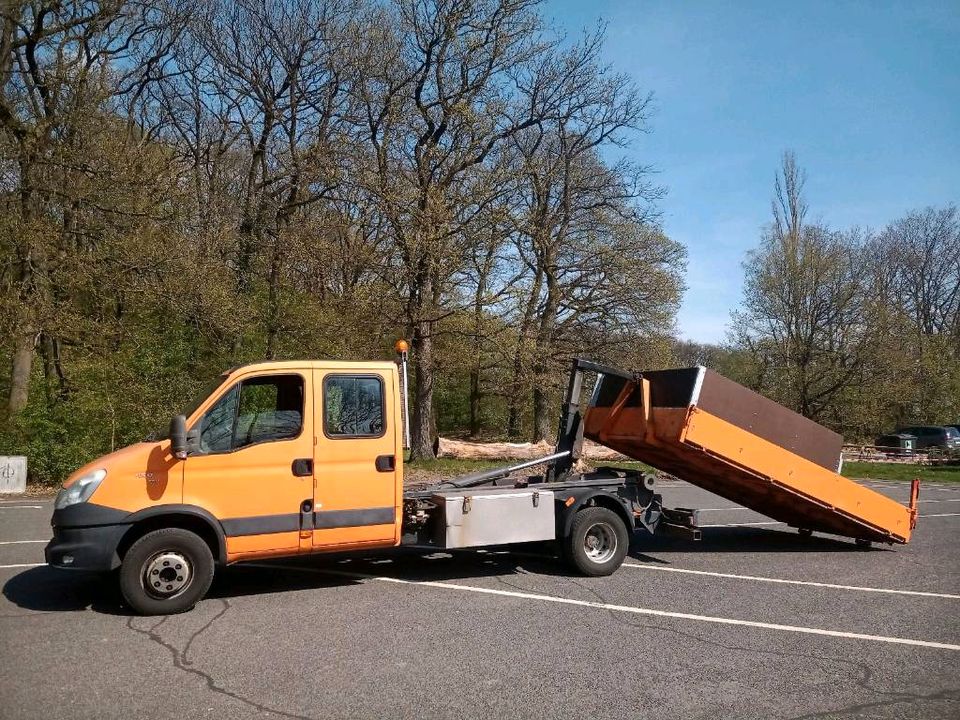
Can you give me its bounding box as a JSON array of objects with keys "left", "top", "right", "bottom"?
[
  {"left": 404, "top": 457, "right": 505, "bottom": 474},
  {"left": 842, "top": 461, "right": 960, "bottom": 483}
]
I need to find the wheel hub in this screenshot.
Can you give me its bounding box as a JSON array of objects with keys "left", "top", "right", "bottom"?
[
  {"left": 583, "top": 523, "right": 617, "bottom": 564},
  {"left": 142, "top": 551, "right": 192, "bottom": 598}
]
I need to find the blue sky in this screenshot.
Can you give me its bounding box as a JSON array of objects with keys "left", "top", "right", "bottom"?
[{"left": 545, "top": 0, "right": 960, "bottom": 343}]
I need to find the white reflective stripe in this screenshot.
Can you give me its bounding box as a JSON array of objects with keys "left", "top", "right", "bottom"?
[
  {"left": 919, "top": 513, "right": 960, "bottom": 518},
  {"left": 0, "top": 540, "right": 46, "bottom": 545},
  {"left": 700, "top": 520, "right": 783, "bottom": 528},
  {"left": 0, "top": 505, "right": 43, "bottom": 510},
  {"left": 623, "top": 563, "right": 960, "bottom": 599},
  {"left": 0, "top": 563, "right": 45, "bottom": 569}
]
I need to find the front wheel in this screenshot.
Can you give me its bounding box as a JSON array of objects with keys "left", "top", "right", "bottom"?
[
  {"left": 119, "top": 528, "right": 215, "bottom": 615},
  {"left": 564, "top": 507, "right": 629, "bottom": 577}
]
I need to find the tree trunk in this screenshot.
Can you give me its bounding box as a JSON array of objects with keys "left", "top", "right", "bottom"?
[
  {"left": 468, "top": 249, "right": 493, "bottom": 437},
  {"left": 531, "top": 266, "right": 559, "bottom": 443},
  {"left": 410, "top": 320, "right": 436, "bottom": 460},
  {"left": 469, "top": 366, "right": 481, "bottom": 437},
  {"left": 507, "top": 268, "right": 543, "bottom": 438},
  {"left": 531, "top": 386, "right": 553, "bottom": 444},
  {"left": 8, "top": 324, "right": 36, "bottom": 415},
  {"left": 265, "top": 235, "right": 283, "bottom": 360},
  {"left": 409, "top": 273, "right": 436, "bottom": 460}
]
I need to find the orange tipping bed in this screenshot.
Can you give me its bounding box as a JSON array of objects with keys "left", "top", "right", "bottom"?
[{"left": 583, "top": 367, "right": 917, "bottom": 544}]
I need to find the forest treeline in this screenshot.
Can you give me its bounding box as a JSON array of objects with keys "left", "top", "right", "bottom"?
[
  {"left": 1, "top": 2, "right": 956, "bottom": 484},
  {"left": 686, "top": 155, "right": 959, "bottom": 441},
  {"left": 1, "top": 0, "right": 685, "bottom": 481}
]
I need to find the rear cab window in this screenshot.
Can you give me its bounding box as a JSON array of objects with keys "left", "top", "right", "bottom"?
[{"left": 324, "top": 375, "right": 385, "bottom": 438}]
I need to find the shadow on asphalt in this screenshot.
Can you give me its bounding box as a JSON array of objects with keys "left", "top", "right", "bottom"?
[
  {"left": 633, "top": 526, "right": 886, "bottom": 555},
  {"left": 3, "top": 528, "right": 878, "bottom": 615},
  {"left": 2, "top": 546, "right": 562, "bottom": 615},
  {"left": 2, "top": 565, "right": 128, "bottom": 614}
]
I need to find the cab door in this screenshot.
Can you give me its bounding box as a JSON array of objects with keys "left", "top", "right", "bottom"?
[
  {"left": 312, "top": 370, "right": 400, "bottom": 549},
  {"left": 183, "top": 370, "right": 314, "bottom": 558}
]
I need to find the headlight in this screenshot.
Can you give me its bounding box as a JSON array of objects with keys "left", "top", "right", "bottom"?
[{"left": 54, "top": 469, "right": 107, "bottom": 510}]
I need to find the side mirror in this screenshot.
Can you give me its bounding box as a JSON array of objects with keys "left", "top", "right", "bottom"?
[{"left": 169, "top": 415, "right": 188, "bottom": 460}]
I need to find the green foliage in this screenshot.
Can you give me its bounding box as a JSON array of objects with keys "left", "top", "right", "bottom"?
[{"left": 727, "top": 154, "right": 959, "bottom": 441}]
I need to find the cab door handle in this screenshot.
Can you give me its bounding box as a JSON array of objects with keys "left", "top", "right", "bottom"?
[
  {"left": 292, "top": 458, "right": 313, "bottom": 477},
  {"left": 375, "top": 455, "right": 395, "bottom": 472}
]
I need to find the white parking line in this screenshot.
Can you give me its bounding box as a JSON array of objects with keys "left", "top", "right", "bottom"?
[
  {"left": 263, "top": 564, "right": 960, "bottom": 652},
  {"left": 0, "top": 505, "right": 43, "bottom": 510},
  {"left": 623, "top": 564, "right": 960, "bottom": 599},
  {"left": 919, "top": 513, "right": 960, "bottom": 518},
  {"left": 0, "top": 563, "right": 45, "bottom": 570},
  {"left": 0, "top": 540, "right": 46, "bottom": 545}
]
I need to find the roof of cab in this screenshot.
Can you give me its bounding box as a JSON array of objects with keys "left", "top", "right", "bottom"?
[{"left": 225, "top": 359, "right": 398, "bottom": 375}]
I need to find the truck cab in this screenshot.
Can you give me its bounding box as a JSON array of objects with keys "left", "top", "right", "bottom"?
[
  {"left": 47, "top": 356, "right": 697, "bottom": 616},
  {"left": 46, "top": 360, "right": 406, "bottom": 614}
]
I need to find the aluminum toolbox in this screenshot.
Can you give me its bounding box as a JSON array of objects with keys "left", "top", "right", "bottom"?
[
  {"left": 583, "top": 367, "right": 915, "bottom": 544},
  {"left": 430, "top": 488, "right": 556, "bottom": 549}
]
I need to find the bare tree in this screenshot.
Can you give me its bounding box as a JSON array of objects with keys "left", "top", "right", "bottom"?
[
  {"left": 504, "top": 29, "right": 665, "bottom": 441},
  {"left": 350, "top": 0, "right": 566, "bottom": 458},
  {"left": 733, "top": 153, "right": 874, "bottom": 422}
]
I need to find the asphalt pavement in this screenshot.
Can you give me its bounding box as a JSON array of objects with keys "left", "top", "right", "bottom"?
[{"left": 1, "top": 479, "right": 958, "bottom": 719}]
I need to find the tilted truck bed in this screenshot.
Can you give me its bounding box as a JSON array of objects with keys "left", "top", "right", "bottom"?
[{"left": 582, "top": 366, "right": 917, "bottom": 544}]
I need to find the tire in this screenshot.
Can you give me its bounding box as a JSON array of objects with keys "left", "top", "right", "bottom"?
[
  {"left": 564, "top": 506, "right": 629, "bottom": 577},
  {"left": 119, "top": 528, "right": 215, "bottom": 615}
]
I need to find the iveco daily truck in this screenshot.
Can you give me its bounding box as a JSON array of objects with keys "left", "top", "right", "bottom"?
[{"left": 46, "top": 347, "right": 916, "bottom": 615}]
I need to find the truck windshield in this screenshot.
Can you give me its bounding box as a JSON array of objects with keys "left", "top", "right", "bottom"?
[{"left": 143, "top": 374, "right": 229, "bottom": 441}]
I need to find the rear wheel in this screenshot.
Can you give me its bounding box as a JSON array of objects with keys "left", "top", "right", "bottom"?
[
  {"left": 565, "top": 507, "right": 629, "bottom": 577},
  {"left": 119, "top": 528, "right": 214, "bottom": 615}
]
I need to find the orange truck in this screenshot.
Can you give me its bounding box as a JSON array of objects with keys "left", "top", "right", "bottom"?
[{"left": 46, "top": 354, "right": 918, "bottom": 615}]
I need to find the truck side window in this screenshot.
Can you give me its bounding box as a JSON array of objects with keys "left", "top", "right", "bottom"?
[
  {"left": 196, "top": 374, "right": 304, "bottom": 453},
  {"left": 199, "top": 385, "right": 239, "bottom": 454},
  {"left": 233, "top": 375, "right": 304, "bottom": 449},
  {"left": 324, "top": 375, "right": 385, "bottom": 438}
]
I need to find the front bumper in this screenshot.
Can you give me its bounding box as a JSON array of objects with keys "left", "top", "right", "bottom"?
[
  {"left": 45, "top": 524, "right": 130, "bottom": 571},
  {"left": 46, "top": 503, "right": 132, "bottom": 571}
]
